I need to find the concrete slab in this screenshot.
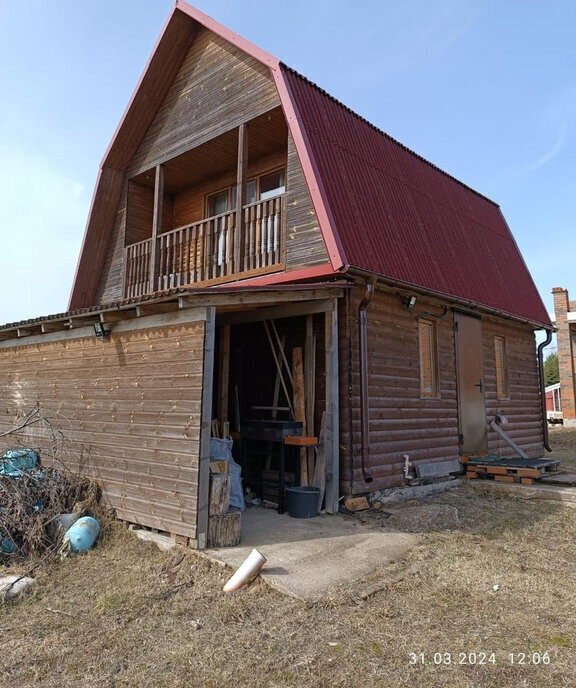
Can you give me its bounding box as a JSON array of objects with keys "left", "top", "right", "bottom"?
[{"left": 205, "top": 508, "right": 421, "bottom": 601}]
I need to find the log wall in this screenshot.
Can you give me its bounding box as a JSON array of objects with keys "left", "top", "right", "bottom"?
[
  {"left": 0, "top": 319, "right": 208, "bottom": 540},
  {"left": 339, "top": 285, "right": 544, "bottom": 495}
]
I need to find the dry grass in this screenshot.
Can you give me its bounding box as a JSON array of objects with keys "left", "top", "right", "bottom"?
[
  {"left": 547, "top": 424, "right": 576, "bottom": 471},
  {"left": 1, "top": 429, "right": 575, "bottom": 687}
]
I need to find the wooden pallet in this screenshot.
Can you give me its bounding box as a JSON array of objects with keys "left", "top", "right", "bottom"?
[{"left": 466, "top": 459, "right": 560, "bottom": 485}]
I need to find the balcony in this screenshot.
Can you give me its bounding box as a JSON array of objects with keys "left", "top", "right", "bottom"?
[
  {"left": 122, "top": 107, "right": 288, "bottom": 298},
  {"left": 124, "top": 194, "right": 285, "bottom": 298}
]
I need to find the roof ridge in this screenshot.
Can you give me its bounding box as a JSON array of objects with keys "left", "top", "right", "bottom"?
[{"left": 280, "top": 63, "right": 499, "bottom": 208}]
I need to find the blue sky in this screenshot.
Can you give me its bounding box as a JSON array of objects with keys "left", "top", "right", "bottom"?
[{"left": 1, "top": 0, "right": 574, "bottom": 335}]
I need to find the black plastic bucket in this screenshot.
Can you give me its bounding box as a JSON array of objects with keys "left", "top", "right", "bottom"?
[{"left": 285, "top": 486, "right": 320, "bottom": 518}]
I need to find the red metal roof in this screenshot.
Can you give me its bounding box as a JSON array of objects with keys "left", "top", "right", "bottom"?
[{"left": 281, "top": 66, "right": 551, "bottom": 327}]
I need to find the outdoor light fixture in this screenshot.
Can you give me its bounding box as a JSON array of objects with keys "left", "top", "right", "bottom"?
[
  {"left": 93, "top": 322, "right": 110, "bottom": 338},
  {"left": 406, "top": 295, "right": 417, "bottom": 310}
]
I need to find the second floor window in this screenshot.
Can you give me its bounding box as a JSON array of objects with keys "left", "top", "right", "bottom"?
[{"left": 206, "top": 168, "right": 285, "bottom": 217}]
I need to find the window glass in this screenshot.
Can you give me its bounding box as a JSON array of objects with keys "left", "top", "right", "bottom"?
[
  {"left": 207, "top": 190, "right": 229, "bottom": 217},
  {"left": 419, "top": 319, "right": 438, "bottom": 398},
  {"left": 259, "top": 169, "right": 285, "bottom": 200}
]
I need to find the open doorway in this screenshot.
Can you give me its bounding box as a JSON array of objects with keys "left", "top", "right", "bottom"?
[{"left": 212, "top": 313, "right": 326, "bottom": 511}]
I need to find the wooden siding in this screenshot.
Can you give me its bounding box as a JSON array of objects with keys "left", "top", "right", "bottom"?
[
  {"left": 128, "top": 27, "right": 279, "bottom": 178},
  {"left": 482, "top": 319, "right": 544, "bottom": 457},
  {"left": 0, "top": 321, "right": 208, "bottom": 539},
  {"left": 284, "top": 133, "right": 328, "bottom": 270},
  {"left": 338, "top": 285, "right": 544, "bottom": 495}
]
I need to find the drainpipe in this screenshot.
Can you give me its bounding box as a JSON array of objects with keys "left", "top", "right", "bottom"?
[
  {"left": 358, "top": 278, "right": 376, "bottom": 483},
  {"left": 537, "top": 329, "right": 554, "bottom": 452}
]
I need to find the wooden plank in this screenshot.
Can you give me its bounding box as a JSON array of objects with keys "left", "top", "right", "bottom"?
[
  {"left": 324, "top": 301, "right": 339, "bottom": 513},
  {"left": 494, "top": 475, "right": 515, "bottom": 482},
  {"left": 284, "top": 436, "right": 318, "bottom": 447},
  {"left": 235, "top": 123, "right": 247, "bottom": 272},
  {"left": 196, "top": 307, "right": 215, "bottom": 549},
  {"left": 217, "top": 324, "right": 231, "bottom": 429},
  {"left": 312, "top": 411, "right": 327, "bottom": 510},
  {"left": 484, "top": 466, "right": 510, "bottom": 475},
  {"left": 210, "top": 460, "right": 229, "bottom": 475},
  {"left": 415, "top": 459, "right": 462, "bottom": 478},
  {"left": 305, "top": 314, "right": 316, "bottom": 484},
  {"left": 292, "top": 346, "right": 308, "bottom": 486},
  {"left": 150, "top": 164, "right": 164, "bottom": 290},
  {"left": 344, "top": 496, "right": 370, "bottom": 511}
]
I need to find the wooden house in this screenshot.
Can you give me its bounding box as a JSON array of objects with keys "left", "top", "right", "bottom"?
[{"left": 0, "top": 2, "right": 553, "bottom": 547}]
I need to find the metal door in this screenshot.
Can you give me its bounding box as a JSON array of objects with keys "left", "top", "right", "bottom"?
[{"left": 454, "top": 312, "right": 487, "bottom": 453}]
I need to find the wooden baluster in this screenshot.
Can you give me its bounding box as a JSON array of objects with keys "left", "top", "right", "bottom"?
[
  {"left": 249, "top": 205, "right": 256, "bottom": 269},
  {"left": 184, "top": 226, "right": 190, "bottom": 284},
  {"left": 191, "top": 225, "right": 198, "bottom": 283}
]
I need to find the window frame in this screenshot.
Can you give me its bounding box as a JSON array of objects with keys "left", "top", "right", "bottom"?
[
  {"left": 418, "top": 318, "right": 440, "bottom": 399},
  {"left": 204, "top": 167, "right": 286, "bottom": 218}
]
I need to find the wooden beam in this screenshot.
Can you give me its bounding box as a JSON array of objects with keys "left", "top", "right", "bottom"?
[
  {"left": 235, "top": 123, "right": 248, "bottom": 272},
  {"left": 195, "top": 306, "right": 216, "bottom": 550},
  {"left": 41, "top": 321, "right": 67, "bottom": 333},
  {"left": 179, "top": 287, "right": 344, "bottom": 311},
  {"left": 292, "top": 347, "right": 308, "bottom": 486},
  {"left": 100, "top": 309, "right": 138, "bottom": 323},
  {"left": 305, "top": 314, "right": 316, "bottom": 483},
  {"left": 136, "top": 302, "right": 180, "bottom": 317},
  {"left": 217, "top": 298, "right": 335, "bottom": 326},
  {"left": 217, "top": 325, "right": 231, "bottom": 429},
  {"left": 150, "top": 164, "right": 164, "bottom": 292},
  {"left": 324, "top": 300, "right": 339, "bottom": 514}
]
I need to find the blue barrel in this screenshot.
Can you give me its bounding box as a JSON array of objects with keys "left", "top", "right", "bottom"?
[{"left": 63, "top": 516, "right": 100, "bottom": 552}]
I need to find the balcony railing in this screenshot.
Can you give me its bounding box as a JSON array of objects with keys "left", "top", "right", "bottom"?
[{"left": 124, "top": 195, "right": 285, "bottom": 298}]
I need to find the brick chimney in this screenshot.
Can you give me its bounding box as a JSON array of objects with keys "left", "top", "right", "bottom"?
[{"left": 552, "top": 287, "right": 576, "bottom": 424}]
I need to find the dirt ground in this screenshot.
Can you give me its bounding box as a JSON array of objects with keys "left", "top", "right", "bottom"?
[{"left": 1, "top": 428, "right": 575, "bottom": 688}]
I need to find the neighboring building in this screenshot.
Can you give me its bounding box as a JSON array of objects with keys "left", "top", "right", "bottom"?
[
  {"left": 0, "top": 2, "right": 553, "bottom": 547},
  {"left": 552, "top": 287, "right": 576, "bottom": 426},
  {"left": 545, "top": 383, "right": 562, "bottom": 422}
]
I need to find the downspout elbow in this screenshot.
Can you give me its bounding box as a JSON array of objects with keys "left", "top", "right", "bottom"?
[{"left": 359, "top": 279, "right": 376, "bottom": 483}]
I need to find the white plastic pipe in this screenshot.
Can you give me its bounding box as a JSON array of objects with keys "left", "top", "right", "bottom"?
[{"left": 223, "top": 548, "right": 267, "bottom": 592}]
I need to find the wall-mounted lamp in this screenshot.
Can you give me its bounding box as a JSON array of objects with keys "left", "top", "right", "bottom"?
[
  {"left": 93, "top": 322, "right": 110, "bottom": 338},
  {"left": 405, "top": 295, "right": 417, "bottom": 310}
]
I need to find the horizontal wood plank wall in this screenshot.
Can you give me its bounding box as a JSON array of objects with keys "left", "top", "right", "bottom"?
[
  {"left": 482, "top": 319, "right": 543, "bottom": 457},
  {"left": 284, "top": 134, "right": 329, "bottom": 270},
  {"left": 0, "top": 322, "right": 207, "bottom": 539},
  {"left": 339, "top": 286, "right": 460, "bottom": 494}
]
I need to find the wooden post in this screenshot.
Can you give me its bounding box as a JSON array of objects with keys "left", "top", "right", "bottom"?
[
  {"left": 150, "top": 164, "right": 164, "bottom": 292},
  {"left": 324, "top": 300, "right": 339, "bottom": 514},
  {"left": 292, "top": 347, "right": 308, "bottom": 486},
  {"left": 305, "top": 315, "right": 316, "bottom": 482},
  {"left": 235, "top": 123, "right": 247, "bottom": 273},
  {"left": 195, "top": 306, "right": 216, "bottom": 550},
  {"left": 217, "top": 325, "right": 231, "bottom": 430}
]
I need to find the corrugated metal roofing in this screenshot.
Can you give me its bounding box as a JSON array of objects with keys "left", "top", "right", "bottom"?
[{"left": 281, "top": 66, "right": 551, "bottom": 327}]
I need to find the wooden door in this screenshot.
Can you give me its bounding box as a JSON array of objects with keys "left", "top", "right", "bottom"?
[{"left": 454, "top": 312, "right": 487, "bottom": 454}]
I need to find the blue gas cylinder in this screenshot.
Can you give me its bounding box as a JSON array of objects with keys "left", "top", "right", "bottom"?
[{"left": 63, "top": 516, "right": 100, "bottom": 552}]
